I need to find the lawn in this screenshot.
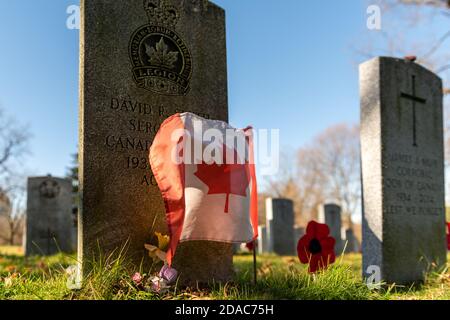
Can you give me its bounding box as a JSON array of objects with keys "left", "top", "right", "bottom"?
[{"left": 0, "top": 246, "right": 449, "bottom": 300}]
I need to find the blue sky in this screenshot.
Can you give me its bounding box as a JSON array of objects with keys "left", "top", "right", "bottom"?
[{"left": 0, "top": 0, "right": 446, "bottom": 179}]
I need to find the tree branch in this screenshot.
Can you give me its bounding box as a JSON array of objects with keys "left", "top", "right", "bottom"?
[{"left": 399, "top": 0, "right": 450, "bottom": 8}]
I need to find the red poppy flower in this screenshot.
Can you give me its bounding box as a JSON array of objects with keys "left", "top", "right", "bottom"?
[
  {"left": 297, "top": 221, "right": 336, "bottom": 273},
  {"left": 447, "top": 223, "right": 450, "bottom": 251}
]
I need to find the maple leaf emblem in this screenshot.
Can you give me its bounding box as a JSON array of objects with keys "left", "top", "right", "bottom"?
[
  {"left": 145, "top": 37, "right": 179, "bottom": 69},
  {"left": 194, "top": 148, "right": 251, "bottom": 214}
]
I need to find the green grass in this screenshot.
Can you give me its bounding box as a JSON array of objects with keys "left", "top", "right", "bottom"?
[
  {"left": 0, "top": 246, "right": 23, "bottom": 256},
  {"left": 0, "top": 246, "right": 449, "bottom": 300}
]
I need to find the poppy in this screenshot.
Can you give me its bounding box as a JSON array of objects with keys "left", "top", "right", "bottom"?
[
  {"left": 245, "top": 241, "right": 255, "bottom": 252},
  {"left": 297, "top": 221, "right": 336, "bottom": 273},
  {"left": 447, "top": 223, "right": 450, "bottom": 251}
]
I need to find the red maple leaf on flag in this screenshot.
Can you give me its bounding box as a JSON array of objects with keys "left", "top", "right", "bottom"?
[{"left": 194, "top": 146, "right": 251, "bottom": 213}]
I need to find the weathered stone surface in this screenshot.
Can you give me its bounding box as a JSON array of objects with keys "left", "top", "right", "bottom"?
[
  {"left": 25, "top": 176, "right": 74, "bottom": 256},
  {"left": 265, "top": 198, "right": 295, "bottom": 256},
  {"left": 360, "top": 57, "right": 447, "bottom": 284},
  {"left": 293, "top": 227, "right": 305, "bottom": 243},
  {"left": 79, "top": 0, "right": 231, "bottom": 284},
  {"left": 257, "top": 226, "right": 268, "bottom": 254},
  {"left": 318, "top": 204, "right": 343, "bottom": 255},
  {"left": 344, "top": 228, "right": 360, "bottom": 253}
]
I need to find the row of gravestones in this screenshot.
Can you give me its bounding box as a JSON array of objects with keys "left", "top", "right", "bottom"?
[
  {"left": 254, "top": 199, "right": 360, "bottom": 256},
  {"left": 22, "top": 0, "right": 447, "bottom": 286}
]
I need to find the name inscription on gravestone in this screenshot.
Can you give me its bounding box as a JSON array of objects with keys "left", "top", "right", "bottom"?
[
  {"left": 91, "top": 0, "right": 213, "bottom": 188},
  {"left": 384, "top": 153, "right": 443, "bottom": 216},
  {"left": 104, "top": 97, "right": 211, "bottom": 187}
]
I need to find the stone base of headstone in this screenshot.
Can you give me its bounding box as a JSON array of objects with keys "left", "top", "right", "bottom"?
[{"left": 172, "top": 241, "right": 234, "bottom": 287}]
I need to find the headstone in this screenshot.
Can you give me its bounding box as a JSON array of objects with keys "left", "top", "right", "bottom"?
[
  {"left": 257, "top": 226, "right": 268, "bottom": 254},
  {"left": 344, "top": 228, "right": 360, "bottom": 253},
  {"left": 232, "top": 243, "right": 240, "bottom": 254},
  {"left": 265, "top": 198, "right": 295, "bottom": 255},
  {"left": 70, "top": 205, "right": 78, "bottom": 252},
  {"left": 79, "top": 0, "right": 231, "bottom": 284},
  {"left": 318, "top": 204, "right": 343, "bottom": 255},
  {"left": 24, "top": 176, "right": 74, "bottom": 256},
  {"left": 294, "top": 227, "right": 305, "bottom": 243},
  {"left": 294, "top": 227, "right": 305, "bottom": 241},
  {"left": 360, "top": 57, "right": 447, "bottom": 284},
  {"left": 0, "top": 193, "right": 12, "bottom": 245}
]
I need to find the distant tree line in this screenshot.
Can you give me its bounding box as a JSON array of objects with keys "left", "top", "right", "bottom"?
[
  {"left": 263, "top": 124, "right": 360, "bottom": 229},
  {"left": 0, "top": 107, "right": 30, "bottom": 245}
]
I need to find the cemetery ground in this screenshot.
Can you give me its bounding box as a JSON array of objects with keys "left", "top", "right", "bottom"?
[{"left": 0, "top": 246, "right": 449, "bottom": 300}]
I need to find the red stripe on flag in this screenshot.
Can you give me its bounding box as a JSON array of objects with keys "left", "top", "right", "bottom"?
[
  {"left": 245, "top": 127, "right": 259, "bottom": 241},
  {"left": 149, "top": 113, "right": 185, "bottom": 266}
]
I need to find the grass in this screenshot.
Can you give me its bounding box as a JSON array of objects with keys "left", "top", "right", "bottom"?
[
  {"left": 0, "top": 246, "right": 449, "bottom": 300},
  {"left": 0, "top": 246, "right": 23, "bottom": 256}
]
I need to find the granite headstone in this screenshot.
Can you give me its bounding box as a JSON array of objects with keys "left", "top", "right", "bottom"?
[
  {"left": 265, "top": 198, "right": 295, "bottom": 256},
  {"left": 294, "top": 226, "right": 305, "bottom": 249},
  {"left": 319, "top": 203, "right": 344, "bottom": 255},
  {"left": 25, "top": 176, "right": 74, "bottom": 256},
  {"left": 79, "top": 0, "right": 232, "bottom": 284},
  {"left": 360, "top": 57, "right": 447, "bottom": 284},
  {"left": 344, "top": 228, "right": 360, "bottom": 253},
  {"left": 257, "top": 225, "right": 268, "bottom": 254}
]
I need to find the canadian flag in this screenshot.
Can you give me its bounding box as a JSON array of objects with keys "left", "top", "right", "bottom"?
[{"left": 150, "top": 113, "right": 258, "bottom": 266}]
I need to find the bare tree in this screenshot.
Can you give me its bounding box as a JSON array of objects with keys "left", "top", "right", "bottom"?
[
  {"left": 296, "top": 146, "right": 327, "bottom": 224},
  {"left": 0, "top": 107, "right": 30, "bottom": 245},
  {"left": 264, "top": 150, "right": 305, "bottom": 225},
  {"left": 356, "top": 0, "right": 449, "bottom": 94},
  {"left": 298, "top": 124, "right": 361, "bottom": 227},
  {"left": 263, "top": 124, "right": 360, "bottom": 227},
  {"left": 0, "top": 176, "right": 26, "bottom": 245},
  {"left": 385, "top": 0, "right": 449, "bottom": 9},
  {"left": 265, "top": 150, "right": 299, "bottom": 198},
  {"left": 357, "top": 0, "right": 450, "bottom": 196},
  {"left": 0, "top": 107, "right": 30, "bottom": 177}
]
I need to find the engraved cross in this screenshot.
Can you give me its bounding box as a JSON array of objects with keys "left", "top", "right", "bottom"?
[{"left": 400, "top": 75, "right": 426, "bottom": 147}]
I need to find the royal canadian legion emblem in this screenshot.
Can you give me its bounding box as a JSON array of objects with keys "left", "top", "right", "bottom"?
[{"left": 129, "top": 0, "right": 193, "bottom": 96}]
